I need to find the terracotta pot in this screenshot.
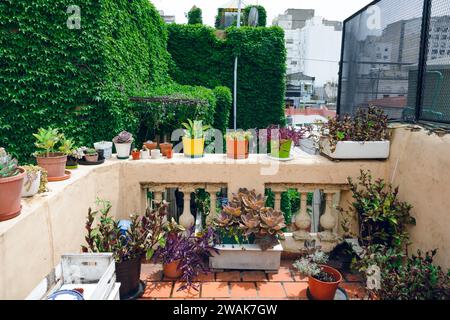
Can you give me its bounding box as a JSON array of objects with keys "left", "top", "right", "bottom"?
[
  {"left": 144, "top": 142, "right": 158, "bottom": 151},
  {"left": 0, "top": 167, "right": 26, "bottom": 221},
  {"left": 166, "top": 148, "right": 173, "bottom": 159},
  {"left": 163, "top": 260, "right": 183, "bottom": 279},
  {"left": 131, "top": 151, "right": 141, "bottom": 160},
  {"left": 308, "top": 265, "right": 342, "bottom": 300},
  {"left": 35, "top": 153, "right": 68, "bottom": 179},
  {"left": 160, "top": 143, "right": 173, "bottom": 157},
  {"left": 226, "top": 139, "right": 249, "bottom": 159},
  {"left": 85, "top": 153, "right": 99, "bottom": 163}
]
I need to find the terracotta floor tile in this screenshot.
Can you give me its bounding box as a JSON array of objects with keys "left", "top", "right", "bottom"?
[
  {"left": 142, "top": 282, "right": 173, "bottom": 299},
  {"left": 172, "top": 282, "right": 201, "bottom": 299},
  {"left": 283, "top": 282, "right": 308, "bottom": 299},
  {"left": 230, "top": 282, "right": 258, "bottom": 298},
  {"left": 280, "top": 260, "right": 295, "bottom": 268},
  {"left": 340, "top": 283, "right": 366, "bottom": 300},
  {"left": 242, "top": 271, "right": 267, "bottom": 282},
  {"left": 140, "top": 264, "right": 163, "bottom": 281},
  {"left": 195, "top": 272, "right": 215, "bottom": 282},
  {"left": 216, "top": 271, "right": 241, "bottom": 282},
  {"left": 256, "top": 282, "right": 286, "bottom": 298},
  {"left": 268, "top": 268, "right": 294, "bottom": 282},
  {"left": 292, "top": 272, "right": 308, "bottom": 282},
  {"left": 201, "top": 282, "right": 230, "bottom": 298}
]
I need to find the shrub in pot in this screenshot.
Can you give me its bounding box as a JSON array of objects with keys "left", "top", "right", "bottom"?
[
  {"left": 82, "top": 199, "right": 169, "bottom": 300},
  {"left": 265, "top": 125, "right": 306, "bottom": 159},
  {"left": 21, "top": 165, "right": 47, "bottom": 198},
  {"left": 225, "top": 131, "right": 252, "bottom": 160},
  {"left": 319, "top": 106, "right": 390, "bottom": 159},
  {"left": 84, "top": 148, "right": 99, "bottom": 163},
  {"left": 94, "top": 141, "right": 113, "bottom": 160},
  {"left": 113, "top": 131, "right": 134, "bottom": 160},
  {"left": 182, "top": 119, "right": 211, "bottom": 158},
  {"left": 0, "top": 148, "right": 26, "bottom": 221},
  {"left": 293, "top": 250, "right": 343, "bottom": 300},
  {"left": 214, "top": 188, "right": 286, "bottom": 251},
  {"left": 153, "top": 227, "right": 218, "bottom": 292},
  {"left": 33, "top": 128, "right": 68, "bottom": 179}
]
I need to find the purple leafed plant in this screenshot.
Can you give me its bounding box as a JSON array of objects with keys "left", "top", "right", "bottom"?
[
  {"left": 265, "top": 125, "right": 308, "bottom": 146},
  {"left": 153, "top": 227, "right": 219, "bottom": 292}
]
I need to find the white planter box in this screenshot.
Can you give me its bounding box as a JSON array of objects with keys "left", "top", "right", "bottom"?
[
  {"left": 26, "top": 253, "right": 120, "bottom": 300},
  {"left": 320, "top": 139, "right": 390, "bottom": 160},
  {"left": 209, "top": 243, "right": 283, "bottom": 272}
]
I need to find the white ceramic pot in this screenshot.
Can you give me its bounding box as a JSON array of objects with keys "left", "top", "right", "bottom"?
[
  {"left": 151, "top": 149, "right": 161, "bottom": 160},
  {"left": 140, "top": 150, "right": 150, "bottom": 160},
  {"left": 94, "top": 141, "right": 113, "bottom": 159},
  {"left": 21, "top": 170, "right": 41, "bottom": 198},
  {"left": 114, "top": 142, "right": 132, "bottom": 160}
]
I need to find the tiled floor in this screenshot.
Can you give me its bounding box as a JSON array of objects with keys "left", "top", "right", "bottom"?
[{"left": 140, "top": 261, "right": 366, "bottom": 300}]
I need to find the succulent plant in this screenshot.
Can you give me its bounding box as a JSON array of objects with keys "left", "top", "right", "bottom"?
[
  {"left": 0, "top": 148, "right": 19, "bottom": 178},
  {"left": 85, "top": 148, "right": 97, "bottom": 155},
  {"left": 225, "top": 131, "right": 253, "bottom": 141},
  {"left": 259, "top": 208, "right": 286, "bottom": 236},
  {"left": 113, "top": 131, "right": 134, "bottom": 144},
  {"left": 33, "top": 127, "right": 65, "bottom": 157},
  {"left": 293, "top": 250, "right": 336, "bottom": 282},
  {"left": 215, "top": 188, "right": 286, "bottom": 251},
  {"left": 182, "top": 119, "right": 211, "bottom": 139}
]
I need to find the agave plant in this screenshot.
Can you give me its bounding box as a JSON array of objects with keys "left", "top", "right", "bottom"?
[
  {"left": 0, "top": 148, "right": 19, "bottom": 178},
  {"left": 113, "top": 131, "right": 134, "bottom": 144},
  {"left": 182, "top": 119, "right": 211, "bottom": 139}
]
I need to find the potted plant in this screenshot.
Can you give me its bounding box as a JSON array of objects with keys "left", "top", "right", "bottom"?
[
  {"left": 131, "top": 148, "right": 140, "bottom": 160},
  {"left": 113, "top": 131, "right": 134, "bottom": 160},
  {"left": 210, "top": 189, "right": 285, "bottom": 271},
  {"left": 59, "top": 137, "right": 77, "bottom": 169},
  {"left": 225, "top": 131, "right": 252, "bottom": 160},
  {"left": 84, "top": 148, "right": 99, "bottom": 163},
  {"left": 0, "top": 148, "right": 26, "bottom": 221},
  {"left": 266, "top": 125, "right": 306, "bottom": 159},
  {"left": 33, "top": 127, "right": 68, "bottom": 180},
  {"left": 67, "top": 147, "right": 85, "bottom": 169},
  {"left": 182, "top": 119, "right": 211, "bottom": 158},
  {"left": 21, "top": 165, "right": 47, "bottom": 198},
  {"left": 94, "top": 141, "right": 113, "bottom": 160},
  {"left": 140, "top": 145, "right": 150, "bottom": 160},
  {"left": 82, "top": 199, "right": 168, "bottom": 300},
  {"left": 153, "top": 227, "right": 218, "bottom": 291},
  {"left": 293, "top": 249, "right": 343, "bottom": 300},
  {"left": 144, "top": 140, "right": 158, "bottom": 151},
  {"left": 320, "top": 106, "right": 390, "bottom": 160},
  {"left": 159, "top": 142, "right": 173, "bottom": 157}
]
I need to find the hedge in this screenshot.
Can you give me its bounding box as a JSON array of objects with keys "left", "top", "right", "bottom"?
[
  {"left": 243, "top": 5, "right": 267, "bottom": 27},
  {"left": 188, "top": 6, "right": 203, "bottom": 25},
  {"left": 0, "top": 0, "right": 221, "bottom": 162},
  {"left": 167, "top": 24, "right": 286, "bottom": 129}
]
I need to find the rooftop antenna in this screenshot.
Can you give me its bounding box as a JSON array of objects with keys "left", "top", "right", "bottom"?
[{"left": 233, "top": 0, "right": 243, "bottom": 130}]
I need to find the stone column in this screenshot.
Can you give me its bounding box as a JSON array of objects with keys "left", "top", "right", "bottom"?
[
  {"left": 179, "top": 186, "right": 195, "bottom": 229},
  {"left": 273, "top": 191, "right": 282, "bottom": 212},
  {"left": 293, "top": 192, "right": 312, "bottom": 241},
  {"left": 318, "top": 191, "right": 338, "bottom": 242},
  {"left": 205, "top": 186, "right": 222, "bottom": 226}
]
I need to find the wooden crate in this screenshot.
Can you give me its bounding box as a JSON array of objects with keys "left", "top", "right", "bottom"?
[{"left": 26, "top": 253, "right": 120, "bottom": 300}]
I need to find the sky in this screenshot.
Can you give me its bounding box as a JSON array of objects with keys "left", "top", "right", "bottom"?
[{"left": 152, "top": 0, "right": 374, "bottom": 26}]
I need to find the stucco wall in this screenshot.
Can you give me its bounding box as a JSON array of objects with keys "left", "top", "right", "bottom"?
[{"left": 388, "top": 126, "right": 450, "bottom": 269}]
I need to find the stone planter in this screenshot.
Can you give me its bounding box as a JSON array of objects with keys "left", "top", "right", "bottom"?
[
  {"left": 209, "top": 242, "right": 283, "bottom": 272},
  {"left": 320, "top": 139, "right": 390, "bottom": 160}
]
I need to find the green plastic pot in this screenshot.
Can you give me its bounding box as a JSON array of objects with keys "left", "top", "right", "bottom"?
[{"left": 270, "top": 139, "right": 292, "bottom": 159}]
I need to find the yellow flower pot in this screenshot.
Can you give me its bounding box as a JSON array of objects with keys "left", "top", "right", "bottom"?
[{"left": 183, "top": 137, "right": 205, "bottom": 158}]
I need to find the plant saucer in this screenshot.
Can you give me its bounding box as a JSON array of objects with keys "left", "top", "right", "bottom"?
[
  {"left": 267, "top": 155, "right": 295, "bottom": 162},
  {"left": 48, "top": 170, "right": 71, "bottom": 182}
]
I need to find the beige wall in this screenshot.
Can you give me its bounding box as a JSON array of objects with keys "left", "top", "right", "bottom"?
[
  {"left": 388, "top": 126, "right": 450, "bottom": 269},
  {"left": 1, "top": 127, "right": 449, "bottom": 299}
]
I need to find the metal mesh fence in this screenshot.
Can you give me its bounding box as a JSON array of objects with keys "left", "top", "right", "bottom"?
[{"left": 338, "top": 0, "right": 450, "bottom": 124}]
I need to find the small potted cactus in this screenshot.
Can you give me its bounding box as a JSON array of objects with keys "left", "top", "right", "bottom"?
[
  {"left": 84, "top": 148, "right": 99, "bottom": 163},
  {"left": 113, "top": 131, "right": 134, "bottom": 160},
  {"left": 131, "top": 148, "right": 141, "bottom": 160},
  {"left": 225, "top": 131, "right": 252, "bottom": 160},
  {"left": 0, "top": 148, "right": 26, "bottom": 221}
]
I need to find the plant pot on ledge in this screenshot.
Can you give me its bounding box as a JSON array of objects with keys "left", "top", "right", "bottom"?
[
  {"left": 308, "top": 265, "right": 342, "bottom": 300},
  {"left": 36, "top": 153, "right": 67, "bottom": 180},
  {"left": 113, "top": 131, "right": 134, "bottom": 160},
  {"left": 270, "top": 139, "right": 292, "bottom": 159},
  {"left": 225, "top": 131, "right": 251, "bottom": 160}
]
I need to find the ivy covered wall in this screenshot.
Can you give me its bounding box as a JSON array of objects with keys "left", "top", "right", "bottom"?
[
  {"left": 167, "top": 24, "right": 287, "bottom": 130},
  {"left": 0, "top": 0, "right": 228, "bottom": 162}
]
